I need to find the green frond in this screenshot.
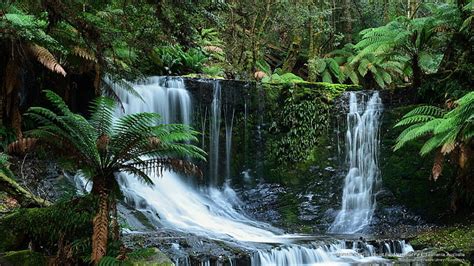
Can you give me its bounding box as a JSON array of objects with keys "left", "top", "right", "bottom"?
[
  {"left": 402, "top": 105, "right": 446, "bottom": 119},
  {"left": 394, "top": 119, "right": 442, "bottom": 151},
  {"left": 395, "top": 115, "right": 437, "bottom": 127},
  {"left": 433, "top": 117, "right": 456, "bottom": 135},
  {"left": 89, "top": 97, "right": 116, "bottom": 136},
  {"left": 321, "top": 70, "right": 333, "bottom": 83},
  {"left": 456, "top": 91, "right": 474, "bottom": 106},
  {"left": 357, "top": 59, "right": 370, "bottom": 76},
  {"left": 419, "top": 133, "right": 447, "bottom": 156},
  {"left": 43, "top": 90, "right": 74, "bottom": 116},
  {"left": 373, "top": 70, "right": 386, "bottom": 88},
  {"left": 120, "top": 165, "right": 154, "bottom": 186}
]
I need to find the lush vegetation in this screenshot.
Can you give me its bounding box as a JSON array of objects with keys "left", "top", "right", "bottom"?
[{"left": 0, "top": 0, "right": 473, "bottom": 264}]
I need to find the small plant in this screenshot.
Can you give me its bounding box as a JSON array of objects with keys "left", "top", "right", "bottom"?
[
  {"left": 202, "top": 65, "right": 225, "bottom": 77},
  {"left": 151, "top": 45, "right": 207, "bottom": 75}
]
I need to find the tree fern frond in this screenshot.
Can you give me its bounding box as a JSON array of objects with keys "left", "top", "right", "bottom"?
[
  {"left": 121, "top": 165, "right": 154, "bottom": 185},
  {"left": 395, "top": 115, "right": 437, "bottom": 127},
  {"left": 28, "top": 44, "right": 66, "bottom": 76},
  {"left": 72, "top": 47, "right": 97, "bottom": 62},
  {"left": 402, "top": 105, "right": 446, "bottom": 119},
  {"left": 43, "top": 90, "right": 73, "bottom": 116},
  {"left": 89, "top": 97, "right": 116, "bottom": 136},
  {"left": 419, "top": 133, "right": 446, "bottom": 156},
  {"left": 321, "top": 70, "right": 332, "bottom": 83}
]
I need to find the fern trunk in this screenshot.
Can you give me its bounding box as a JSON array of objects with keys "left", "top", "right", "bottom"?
[
  {"left": 91, "top": 176, "right": 111, "bottom": 264},
  {"left": 454, "top": 143, "right": 474, "bottom": 211}
]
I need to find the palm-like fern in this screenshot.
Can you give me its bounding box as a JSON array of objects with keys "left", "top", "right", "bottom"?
[
  {"left": 25, "top": 90, "right": 206, "bottom": 263},
  {"left": 394, "top": 92, "right": 473, "bottom": 155},
  {"left": 354, "top": 4, "right": 461, "bottom": 87},
  {"left": 307, "top": 57, "right": 344, "bottom": 83},
  {"left": 394, "top": 92, "right": 474, "bottom": 207},
  {"left": 308, "top": 44, "right": 406, "bottom": 88},
  {"left": 394, "top": 92, "right": 474, "bottom": 191}
]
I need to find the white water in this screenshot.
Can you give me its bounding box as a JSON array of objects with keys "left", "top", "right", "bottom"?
[
  {"left": 225, "top": 107, "right": 235, "bottom": 180},
  {"left": 80, "top": 79, "right": 412, "bottom": 265},
  {"left": 209, "top": 81, "right": 222, "bottom": 184},
  {"left": 106, "top": 76, "right": 192, "bottom": 125},
  {"left": 329, "top": 92, "right": 383, "bottom": 233}
]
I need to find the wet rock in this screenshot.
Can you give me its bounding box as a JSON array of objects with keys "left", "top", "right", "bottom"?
[
  {"left": 122, "top": 229, "right": 251, "bottom": 265},
  {"left": 324, "top": 166, "right": 335, "bottom": 172}
]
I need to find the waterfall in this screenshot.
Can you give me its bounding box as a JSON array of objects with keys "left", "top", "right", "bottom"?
[
  {"left": 329, "top": 91, "right": 383, "bottom": 233},
  {"left": 252, "top": 240, "right": 413, "bottom": 265},
  {"left": 225, "top": 107, "right": 235, "bottom": 180},
  {"left": 209, "top": 81, "right": 222, "bottom": 185},
  {"left": 109, "top": 76, "right": 191, "bottom": 125},
  {"left": 75, "top": 79, "right": 412, "bottom": 265}
]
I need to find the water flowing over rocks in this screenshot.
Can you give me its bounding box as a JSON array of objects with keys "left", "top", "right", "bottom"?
[{"left": 75, "top": 77, "right": 424, "bottom": 265}]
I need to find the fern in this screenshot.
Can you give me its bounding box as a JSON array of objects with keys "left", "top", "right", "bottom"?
[
  {"left": 353, "top": 4, "right": 460, "bottom": 84},
  {"left": 394, "top": 92, "right": 474, "bottom": 155},
  {"left": 72, "top": 47, "right": 97, "bottom": 62},
  {"left": 401, "top": 105, "right": 446, "bottom": 119},
  {"left": 28, "top": 44, "right": 67, "bottom": 76}
]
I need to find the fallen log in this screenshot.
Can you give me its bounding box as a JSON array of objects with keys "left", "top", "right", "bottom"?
[{"left": 0, "top": 173, "right": 50, "bottom": 208}]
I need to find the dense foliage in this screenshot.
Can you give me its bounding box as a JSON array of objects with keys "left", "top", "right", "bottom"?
[{"left": 394, "top": 92, "right": 474, "bottom": 209}]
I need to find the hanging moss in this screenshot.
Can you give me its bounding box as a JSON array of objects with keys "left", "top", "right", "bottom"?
[{"left": 259, "top": 82, "right": 354, "bottom": 182}]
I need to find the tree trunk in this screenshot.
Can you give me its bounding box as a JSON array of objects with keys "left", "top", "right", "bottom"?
[
  {"left": 282, "top": 35, "right": 302, "bottom": 73},
  {"left": 343, "top": 0, "right": 352, "bottom": 43},
  {"left": 452, "top": 143, "right": 474, "bottom": 212},
  {"left": 110, "top": 200, "right": 120, "bottom": 241},
  {"left": 411, "top": 54, "right": 422, "bottom": 89},
  {"left": 91, "top": 177, "right": 110, "bottom": 264}
]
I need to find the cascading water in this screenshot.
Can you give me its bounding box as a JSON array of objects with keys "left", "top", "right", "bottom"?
[
  {"left": 329, "top": 91, "right": 383, "bottom": 234},
  {"left": 107, "top": 76, "right": 191, "bottom": 124},
  {"left": 76, "top": 79, "right": 413, "bottom": 265},
  {"left": 225, "top": 107, "right": 235, "bottom": 180},
  {"left": 209, "top": 81, "right": 222, "bottom": 185}
]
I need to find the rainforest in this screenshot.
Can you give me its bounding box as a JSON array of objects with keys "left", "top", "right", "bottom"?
[{"left": 0, "top": 1, "right": 473, "bottom": 265}]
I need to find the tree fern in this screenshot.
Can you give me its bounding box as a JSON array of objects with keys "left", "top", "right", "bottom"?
[
  {"left": 25, "top": 90, "right": 206, "bottom": 262},
  {"left": 394, "top": 91, "right": 474, "bottom": 171}
]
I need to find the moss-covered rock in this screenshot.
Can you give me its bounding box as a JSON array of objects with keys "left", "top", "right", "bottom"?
[
  {"left": 260, "top": 82, "right": 351, "bottom": 183},
  {"left": 0, "top": 196, "right": 95, "bottom": 253},
  {"left": 0, "top": 250, "right": 47, "bottom": 266},
  {"left": 125, "top": 248, "right": 174, "bottom": 266},
  {"left": 411, "top": 225, "right": 474, "bottom": 253}
]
